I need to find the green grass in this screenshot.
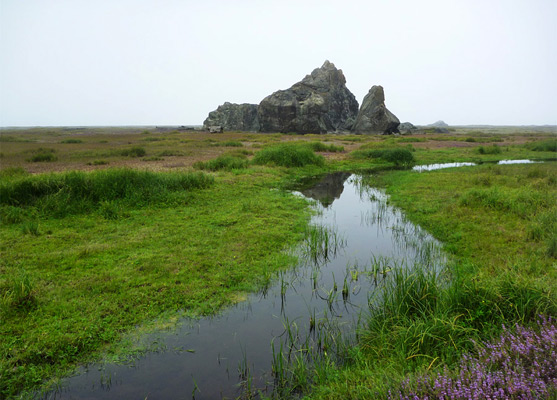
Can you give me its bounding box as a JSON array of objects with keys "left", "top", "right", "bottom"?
[
  {"left": 252, "top": 143, "right": 325, "bottom": 167},
  {"left": 211, "top": 140, "right": 244, "bottom": 147},
  {"left": 351, "top": 147, "right": 415, "bottom": 167},
  {"left": 193, "top": 154, "right": 249, "bottom": 171},
  {"left": 305, "top": 141, "right": 344, "bottom": 153},
  {"left": 26, "top": 148, "right": 57, "bottom": 163},
  {"left": 0, "top": 169, "right": 214, "bottom": 220},
  {"left": 60, "top": 139, "right": 83, "bottom": 144},
  {"left": 120, "top": 146, "right": 146, "bottom": 157},
  {"left": 305, "top": 162, "right": 556, "bottom": 399},
  {"left": 527, "top": 138, "right": 557, "bottom": 152},
  {"left": 0, "top": 170, "right": 312, "bottom": 398},
  {"left": 477, "top": 145, "right": 502, "bottom": 154}
]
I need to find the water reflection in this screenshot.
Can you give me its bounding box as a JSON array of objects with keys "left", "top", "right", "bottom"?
[
  {"left": 413, "top": 162, "right": 476, "bottom": 172},
  {"left": 46, "top": 175, "right": 446, "bottom": 400},
  {"left": 299, "top": 172, "right": 351, "bottom": 207},
  {"left": 413, "top": 159, "right": 538, "bottom": 172}
]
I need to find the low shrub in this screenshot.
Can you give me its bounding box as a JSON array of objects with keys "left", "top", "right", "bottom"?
[{"left": 252, "top": 144, "right": 325, "bottom": 167}]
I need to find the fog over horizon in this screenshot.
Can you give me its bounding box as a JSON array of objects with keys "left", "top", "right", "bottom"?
[{"left": 1, "top": 0, "right": 556, "bottom": 128}]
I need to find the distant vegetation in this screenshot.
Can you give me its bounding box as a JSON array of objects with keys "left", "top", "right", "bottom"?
[
  {"left": 193, "top": 154, "right": 249, "bottom": 171},
  {"left": 352, "top": 147, "right": 415, "bottom": 167},
  {"left": 252, "top": 143, "right": 325, "bottom": 167},
  {"left": 528, "top": 138, "right": 557, "bottom": 152},
  {"left": 27, "top": 148, "right": 57, "bottom": 162},
  {"left": 477, "top": 145, "right": 502, "bottom": 154}
]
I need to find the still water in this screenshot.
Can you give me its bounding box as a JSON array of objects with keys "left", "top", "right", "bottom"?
[
  {"left": 412, "top": 159, "right": 538, "bottom": 172},
  {"left": 47, "top": 174, "right": 445, "bottom": 399}
]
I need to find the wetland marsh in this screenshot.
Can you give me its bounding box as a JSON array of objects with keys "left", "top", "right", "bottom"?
[{"left": 1, "top": 126, "right": 555, "bottom": 399}]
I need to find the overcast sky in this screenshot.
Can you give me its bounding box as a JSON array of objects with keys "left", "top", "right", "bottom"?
[{"left": 1, "top": 0, "right": 556, "bottom": 127}]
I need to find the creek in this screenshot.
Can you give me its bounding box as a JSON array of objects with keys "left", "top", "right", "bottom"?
[{"left": 46, "top": 173, "right": 446, "bottom": 399}]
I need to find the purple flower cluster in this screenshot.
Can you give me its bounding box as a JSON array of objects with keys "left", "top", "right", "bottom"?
[{"left": 389, "top": 316, "right": 557, "bottom": 399}]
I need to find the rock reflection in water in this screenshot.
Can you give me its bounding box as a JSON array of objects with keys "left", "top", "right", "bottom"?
[{"left": 300, "top": 172, "right": 351, "bottom": 207}]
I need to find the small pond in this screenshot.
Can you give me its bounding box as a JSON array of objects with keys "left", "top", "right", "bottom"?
[{"left": 45, "top": 174, "right": 446, "bottom": 399}]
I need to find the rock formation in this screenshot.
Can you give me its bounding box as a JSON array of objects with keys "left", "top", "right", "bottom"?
[
  {"left": 398, "top": 122, "right": 417, "bottom": 134},
  {"left": 352, "top": 86, "right": 400, "bottom": 134},
  {"left": 428, "top": 120, "right": 449, "bottom": 128},
  {"left": 257, "top": 61, "right": 359, "bottom": 134},
  {"left": 203, "top": 102, "right": 259, "bottom": 132}
]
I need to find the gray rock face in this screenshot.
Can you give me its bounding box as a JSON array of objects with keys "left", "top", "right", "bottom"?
[
  {"left": 203, "top": 102, "right": 259, "bottom": 132},
  {"left": 352, "top": 86, "right": 400, "bottom": 134},
  {"left": 258, "top": 61, "right": 359, "bottom": 134},
  {"left": 399, "top": 122, "right": 417, "bottom": 134}
]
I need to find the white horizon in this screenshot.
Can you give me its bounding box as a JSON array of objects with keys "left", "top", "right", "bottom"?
[{"left": 1, "top": 0, "right": 556, "bottom": 127}]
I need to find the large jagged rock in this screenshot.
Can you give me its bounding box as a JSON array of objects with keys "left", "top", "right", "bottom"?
[
  {"left": 258, "top": 61, "right": 359, "bottom": 134},
  {"left": 203, "top": 102, "right": 259, "bottom": 132},
  {"left": 352, "top": 86, "right": 400, "bottom": 134}
]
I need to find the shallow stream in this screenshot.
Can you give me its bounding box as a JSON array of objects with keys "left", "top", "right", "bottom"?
[{"left": 47, "top": 173, "right": 446, "bottom": 399}]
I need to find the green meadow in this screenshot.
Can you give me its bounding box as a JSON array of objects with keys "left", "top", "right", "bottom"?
[{"left": 0, "top": 127, "right": 555, "bottom": 398}]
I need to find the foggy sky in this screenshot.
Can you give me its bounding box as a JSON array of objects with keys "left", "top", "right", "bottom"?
[{"left": 1, "top": 0, "right": 556, "bottom": 127}]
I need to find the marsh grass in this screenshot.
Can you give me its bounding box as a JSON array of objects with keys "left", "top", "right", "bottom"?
[
  {"left": 302, "top": 224, "right": 346, "bottom": 266},
  {"left": 0, "top": 268, "right": 37, "bottom": 313},
  {"left": 27, "top": 148, "right": 57, "bottom": 162},
  {"left": 193, "top": 154, "right": 249, "bottom": 171},
  {"left": 0, "top": 169, "right": 214, "bottom": 219},
  {"left": 120, "top": 146, "right": 146, "bottom": 157},
  {"left": 211, "top": 140, "right": 244, "bottom": 147},
  {"left": 304, "top": 141, "right": 344, "bottom": 153},
  {"left": 252, "top": 143, "right": 325, "bottom": 168},
  {"left": 527, "top": 138, "right": 557, "bottom": 152},
  {"left": 60, "top": 139, "right": 83, "bottom": 144},
  {"left": 477, "top": 145, "right": 502, "bottom": 154},
  {"left": 351, "top": 148, "right": 415, "bottom": 167}
]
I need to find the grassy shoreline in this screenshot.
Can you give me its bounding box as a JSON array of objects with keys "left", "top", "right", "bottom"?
[{"left": 304, "top": 162, "right": 556, "bottom": 399}]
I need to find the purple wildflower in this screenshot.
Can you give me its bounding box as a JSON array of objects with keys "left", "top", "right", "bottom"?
[{"left": 389, "top": 316, "right": 557, "bottom": 399}]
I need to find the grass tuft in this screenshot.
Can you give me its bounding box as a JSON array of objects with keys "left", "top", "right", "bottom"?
[
  {"left": 477, "top": 145, "right": 502, "bottom": 154},
  {"left": 252, "top": 143, "right": 325, "bottom": 167},
  {"left": 193, "top": 155, "right": 249, "bottom": 171},
  {"left": 27, "top": 148, "right": 57, "bottom": 162},
  {"left": 120, "top": 147, "right": 146, "bottom": 157},
  {"left": 352, "top": 148, "right": 415, "bottom": 167}
]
